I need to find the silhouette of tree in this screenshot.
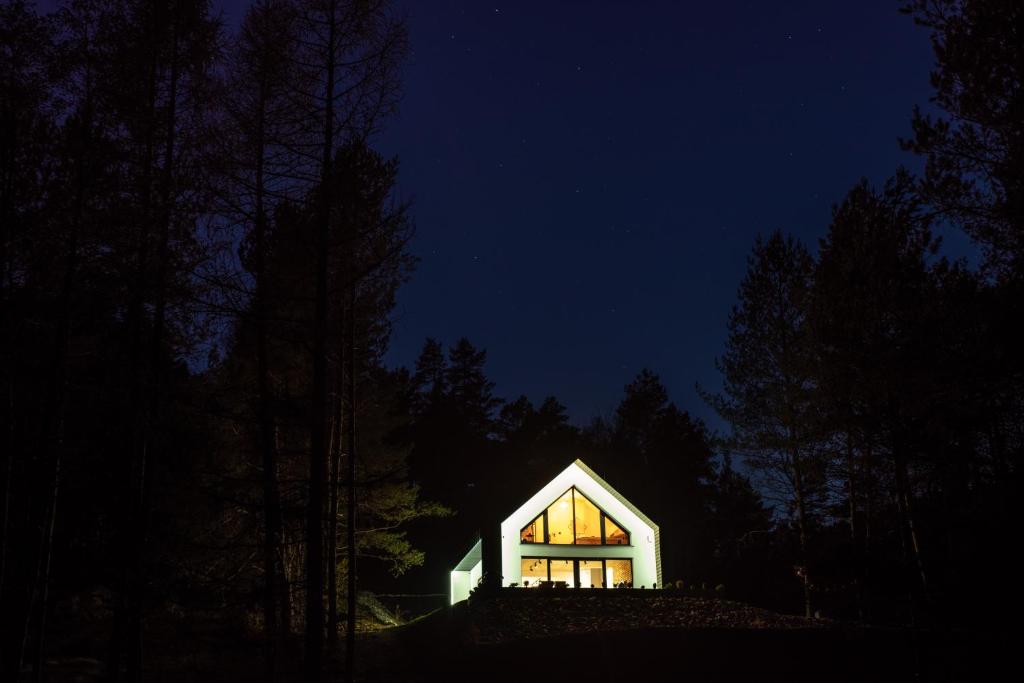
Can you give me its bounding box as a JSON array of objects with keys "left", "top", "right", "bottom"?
[
  {"left": 591, "top": 370, "right": 717, "bottom": 583},
  {"left": 703, "top": 232, "right": 825, "bottom": 618},
  {"left": 809, "top": 173, "right": 939, "bottom": 616},
  {"left": 902, "top": 0, "right": 1024, "bottom": 277},
  {"left": 216, "top": 1, "right": 304, "bottom": 676}
]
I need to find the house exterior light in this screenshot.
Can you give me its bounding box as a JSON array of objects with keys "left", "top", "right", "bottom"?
[{"left": 449, "top": 459, "right": 661, "bottom": 604}]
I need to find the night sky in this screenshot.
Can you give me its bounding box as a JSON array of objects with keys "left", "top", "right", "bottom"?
[{"left": 217, "top": 0, "right": 950, "bottom": 429}]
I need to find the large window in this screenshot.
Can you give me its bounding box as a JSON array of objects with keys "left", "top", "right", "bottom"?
[
  {"left": 578, "top": 559, "right": 603, "bottom": 588},
  {"left": 520, "top": 558, "right": 549, "bottom": 587},
  {"left": 549, "top": 559, "right": 575, "bottom": 587},
  {"left": 546, "top": 489, "right": 575, "bottom": 544},
  {"left": 520, "top": 557, "right": 633, "bottom": 588},
  {"left": 605, "top": 559, "right": 633, "bottom": 588},
  {"left": 519, "top": 487, "right": 631, "bottom": 545},
  {"left": 519, "top": 514, "right": 545, "bottom": 544}
]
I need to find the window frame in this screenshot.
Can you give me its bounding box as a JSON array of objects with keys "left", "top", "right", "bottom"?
[
  {"left": 519, "top": 486, "right": 631, "bottom": 546},
  {"left": 520, "top": 555, "right": 634, "bottom": 588}
]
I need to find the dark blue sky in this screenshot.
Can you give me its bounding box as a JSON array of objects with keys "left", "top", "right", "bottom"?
[{"left": 217, "top": 0, "right": 954, "bottom": 429}]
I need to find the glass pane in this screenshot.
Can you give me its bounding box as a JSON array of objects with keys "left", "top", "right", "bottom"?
[
  {"left": 546, "top": 489, "right": 575, "bottom": 544},
  {"left": 604, "top": 516, "right": 629, "bottom": 545},
  {"left": 520, "top": 514, "right": 545, "bottom": 543},
  {"left": 578, "top": 560, "right": 604, "bottom": 588},
  {"left": 549, "top": 558, "right": 575, "bottom": 587},
  {"left": 573, "top": 490, "right": 602, "bottom": 544},
  {"left": 605, "top": 559, "right": 633, "bottom": 588},
  {"left": 520, "top": 558, "right": 548, "bottom": 587}
]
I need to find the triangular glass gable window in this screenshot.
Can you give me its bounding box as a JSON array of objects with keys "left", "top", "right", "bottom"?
[
  {"left": 519, "top": 486, "right": 630, "bottom": 545},
  {"left": 520, "top": 513, "right": 545, "bottom": 543},
  {"left": 604, "top": 517, "right": 628, "bottom": 545}
]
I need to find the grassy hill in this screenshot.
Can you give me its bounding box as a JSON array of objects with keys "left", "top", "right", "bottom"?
[
  {"left": 356, "top": 589, "right": 1007, "bottom": 682},
  {"left": 29, "top": 588, "right": 1008, "bottom": 681}
]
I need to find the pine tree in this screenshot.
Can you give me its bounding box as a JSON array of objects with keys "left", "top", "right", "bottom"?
[
  {"left": 810, "top": 173, "right": 940, "bottom": 613},
  {"left": 285, "top": 3, "right": 409, "bottom": 676},
  {"left": 610, "top": 370, "right": 715, "bottom": 582},
  {"left": 704, "top": 231, "right": 824, "bottom": 617},
  {"left": 217, "top": 1, "right": 303, "bottom": 676},
  {"left": 901, "top": 0, "right": 1024, "bottom": 277}
]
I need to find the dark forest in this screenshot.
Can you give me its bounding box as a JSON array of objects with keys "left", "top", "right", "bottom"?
[{"left": 0, "top": 0, "right": 1020, "bottom": 681}]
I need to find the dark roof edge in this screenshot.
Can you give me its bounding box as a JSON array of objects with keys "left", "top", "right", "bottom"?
[{"left": 452, "top": 537, "right": 482, "bottom": 572}]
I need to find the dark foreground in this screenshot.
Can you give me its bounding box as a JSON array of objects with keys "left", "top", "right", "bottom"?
[
  {"left": 360, "top": 593, "right": 1006, "bottom": 683},
  {"left": 32, "top": 592, "right": 1008, "bottom": 682}
]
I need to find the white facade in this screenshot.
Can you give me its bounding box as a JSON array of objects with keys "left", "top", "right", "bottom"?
[
  {"left": 450, "top": 459, "right": 661, "bottom": 604},
  {"left": 449, "top": 539, "right": 482, "bottom": 605}
]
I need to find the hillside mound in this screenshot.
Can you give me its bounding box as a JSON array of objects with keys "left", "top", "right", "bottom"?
[{"left": 466, "top": 590, "right": 822, "bottom": 643}]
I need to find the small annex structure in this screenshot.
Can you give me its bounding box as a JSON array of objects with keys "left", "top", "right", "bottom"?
[{"left": 449, "top": 459, "right": 661, "bottom": 604}]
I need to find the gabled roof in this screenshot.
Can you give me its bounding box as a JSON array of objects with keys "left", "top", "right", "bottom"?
[
  {"left": 500, "top": 458, "right": 662, "bottom": 585},
  {"left": 505, "top": 458, "right": 659, "bottom": 532}
]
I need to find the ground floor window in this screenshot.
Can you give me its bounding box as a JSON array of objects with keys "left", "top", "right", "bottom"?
[{"left": 519, "top": 557, "right": 633, "bottom": 588}]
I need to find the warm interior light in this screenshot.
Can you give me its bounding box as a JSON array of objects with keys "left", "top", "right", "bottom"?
[{"left": 519, "top": 487, "right": 631, "bottom": 547}]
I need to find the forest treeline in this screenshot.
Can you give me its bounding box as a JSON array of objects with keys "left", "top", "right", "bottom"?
[{"left": 0, "top": 0, "right": 1020, "bottom": 681}]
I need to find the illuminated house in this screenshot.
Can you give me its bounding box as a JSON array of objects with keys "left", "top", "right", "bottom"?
[{"left": 449, "top": 459, "right": 662, "bottom": 604}]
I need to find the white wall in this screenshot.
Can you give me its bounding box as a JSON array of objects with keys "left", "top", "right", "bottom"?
[
  {"left": 499, "top": 462, "right": 660, "bottom": 588},
  {"left": 450, "top": 559, "right": 483, "bottom": 604},
  {"left": 450, "top": 570, "right": 470, "bottom": 605}
]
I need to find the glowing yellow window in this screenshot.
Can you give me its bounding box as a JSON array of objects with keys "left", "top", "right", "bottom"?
[
  {"left": 520, "top": 514, "right": 545, "bottom": 543},
  {"left": 605, "top": 559, "right": 633, "bottom": 587},
  {"left": 520, "top": 558, "right": 548, "bottom": 587},
  {"left": 579, "top": 560, "right": 603, "bottom": 588},
  {"left": 573, "top": 491, "right": 602, "bottom": 544},
  {"left": 520, "top": 487, "right": 631, "bottom": 546},
  {"left": 604, "top": 517, "right": 629, "bottom": 545},
  {"left": 546, "top": 489, "right": 575, "bottom": 544},
  {"left": 549, "top": 559, "right": 575, "bottom": 587}
]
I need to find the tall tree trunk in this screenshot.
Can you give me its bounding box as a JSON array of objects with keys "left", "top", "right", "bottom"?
[
  {"left": 786, "top": 419, "right": 813, "bottom": 619},
  {"left": 22, "top": 59, "right": 92, "bottom": 679},
  {"left": 327, "top": 315, "right": 345, "bottom": 641},
  {"left": 0, "top": 382, "right": 13, "bottom": 616},
  {"left": 109, "top": 17, "right": 159, "bottom": 679},
  {"left": 0, "top": 18, "right": 17, "bottom": 611},
  {"left": 27, "top": 459, "right": 59, "bottom": 683},
  {"left": 23, "top": 224, "right": 75, "bottom": 682},
  {"left": 893, "top": 446, "right": 928, "bottom": 595},
  {"left": 0, "top": 62, "right": 15, "bottom": 618},
  {"left": 862, "top": 442, "right": 873, "bottom": 537},
  {"left": 123, "top": 14, "right": 181, "bottom": 679},
  {"left": 305, "top": 2, "right": 337, "bottom": 678},
  {"left": 846, "top": 430, "right": 864, "bottom": 621},
  {"left": 343, "top": 286, "right": 357, "bottom": 683},
  {"left": 791, "top": 452, "right": 813, "bottom": 619},
  {"left": 253, "top": 59, "right": 284, "bottom": 683},
  {"left": 280, "top": 517, "right": 292, "bottom": 638}
]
